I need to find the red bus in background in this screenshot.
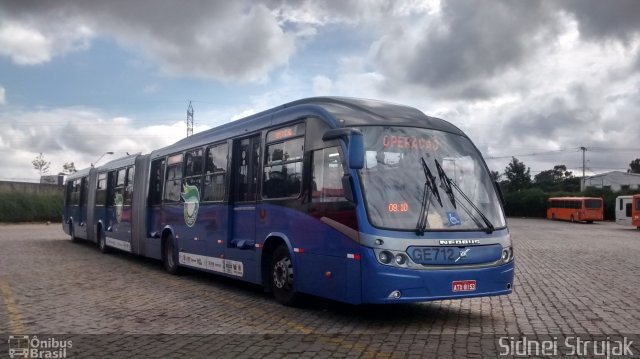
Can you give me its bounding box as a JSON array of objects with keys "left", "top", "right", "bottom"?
[
  {"left": 547, "top": 197, "right": 603, "bottom": 223},
  {"left": 633, "top": 194, "right": 640, "bottom": 229}
]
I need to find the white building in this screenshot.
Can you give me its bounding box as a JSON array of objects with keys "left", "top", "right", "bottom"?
[{"left": 582, "top": 171, "right": 640, "bottom": 191}]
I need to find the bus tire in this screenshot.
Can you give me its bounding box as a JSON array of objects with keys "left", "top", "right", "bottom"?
[
  {"left": 97, "top": 228, "right": 109, "bottom": 254},
  {"left": 69, "top": 223, "right": 79, "bottom": 242},
  {"left": 270, "top": 244, "right": 298, "bottom": 306},
  {"left": 586, "top": 220, "right": 593, "bottom": 224},
  {"left": 163, "top": 236, "right": 180, "bottom": 275}
]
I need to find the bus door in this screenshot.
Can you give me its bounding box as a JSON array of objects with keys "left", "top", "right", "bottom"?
[
  {"left": 228, "top": 135, "right": 261, "bottom": 266},
  {"left": 76, "top": 177, "right": 89, "bottom": 239},
  {"left": 108, "top": 167, "right": 134, "bottom": 252}
]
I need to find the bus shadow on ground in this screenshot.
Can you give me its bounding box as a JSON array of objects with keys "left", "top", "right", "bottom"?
[
  {"left": 295, "top": 295, "right": 490, "bottom": 325},
  {"left": 67, "top": 238, "right": 492, "bottom": 325}
]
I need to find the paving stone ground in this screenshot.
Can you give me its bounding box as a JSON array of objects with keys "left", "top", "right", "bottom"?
[{"left": 0, "top": 219, "right": 639, "bottom": 358}]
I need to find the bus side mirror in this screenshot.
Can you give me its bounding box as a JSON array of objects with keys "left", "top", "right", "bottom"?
[{"left": 322, "top": 128, "right": 364, "bottom": 170}]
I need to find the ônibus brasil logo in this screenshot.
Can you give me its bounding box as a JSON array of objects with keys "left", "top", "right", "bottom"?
[
  {"left": 114, "top": 193, "right": 124, "bottom": 223},
  {"left": 181, "top": 184, "right": 200, "bottom": 227}
]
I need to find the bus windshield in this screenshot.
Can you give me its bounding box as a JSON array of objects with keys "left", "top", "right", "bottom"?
[{"left": 357, "top": 126, "right": 506, "bottom": 232}]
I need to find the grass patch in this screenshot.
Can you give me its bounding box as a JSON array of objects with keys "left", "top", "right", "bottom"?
[{"left": 0, "top": 192, "right": 63, "bottom": 222}]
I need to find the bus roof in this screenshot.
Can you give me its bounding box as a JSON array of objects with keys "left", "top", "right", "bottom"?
[
  {"left": 151, "top": 97, "right": 465, "bottom": 159},
  {"left": 616, "top": 195, "right": 634, "bottom": 199},
  {"left": 100, "top": 153, "right": 140, "bottom": 172},
  {"left": 547, "top": 197, "right": 602, "bottom": 201},
  {"left": 65, "top": 167, "right": 92, "bottom": 181}
]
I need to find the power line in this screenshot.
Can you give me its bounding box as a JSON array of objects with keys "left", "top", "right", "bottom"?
[{"left": 484, "top": 148, "right": 579, "bottom": 160}]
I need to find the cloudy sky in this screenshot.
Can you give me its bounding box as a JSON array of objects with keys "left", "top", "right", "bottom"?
[{"left": 1, "top": 0, "right": 639, "bottom": 182}]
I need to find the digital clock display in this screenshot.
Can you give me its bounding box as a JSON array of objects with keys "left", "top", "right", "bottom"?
[{"left": 388, "top": 202, "right": 409, "bottom": 212}]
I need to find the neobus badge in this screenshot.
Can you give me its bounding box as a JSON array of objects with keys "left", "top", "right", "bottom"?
[{"left": 439, "top": 239, "right": 481, "bottom": 245}]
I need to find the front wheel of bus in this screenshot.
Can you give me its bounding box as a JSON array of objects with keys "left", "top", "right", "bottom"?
[
  {"left": 163, "top": 236, "right": 180, "bottom": 275},
  {"left": 271, "top": 244, "right": 298, "bottom": 306}
]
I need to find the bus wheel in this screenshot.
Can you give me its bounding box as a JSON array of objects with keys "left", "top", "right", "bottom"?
[
  {"left": 163, "top": 236, "right": 180, "bottom": 275},
  {"left": 98, "top": 229, "right": 109, "bottom": 254},
  {"left": 69, "top": 224, "right": 78, "bottom": 242},
  {"left": 586, "top": 220, "right": 593, "bottom": 224},
  {"left": 270, "top": 244, "right": 298, "bottom": 306}
]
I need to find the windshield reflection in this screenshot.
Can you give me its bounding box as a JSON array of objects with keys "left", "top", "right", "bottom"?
[{"left": 357, "top": 126, "right": 506, "bottom": 232}]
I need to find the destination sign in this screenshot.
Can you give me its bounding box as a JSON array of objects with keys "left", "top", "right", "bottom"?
[
  {"left": 382, "top": 135, "right": 439, "bottom": 151},
  {"left": 267, "top": 123, "right": 305, "bottom": 143}
]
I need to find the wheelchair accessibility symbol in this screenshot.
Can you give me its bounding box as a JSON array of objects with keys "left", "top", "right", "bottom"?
[{"left": 447, "top": 212, "right": 461, "bottom": 226}]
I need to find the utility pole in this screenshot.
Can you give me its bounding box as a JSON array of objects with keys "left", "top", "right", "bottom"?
[
  {"left": 580, "top": 146, "right": 586, "bottom": 191},
  {"left": 187, "top": 101, "right": 194, "bottom": 137}
]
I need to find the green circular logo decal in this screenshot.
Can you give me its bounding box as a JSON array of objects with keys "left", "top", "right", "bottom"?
[{"left": 181, "top": 184, "right": 200, "bottom": 227}]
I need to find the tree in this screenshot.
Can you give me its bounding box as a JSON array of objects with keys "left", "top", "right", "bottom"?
[
  {"left": 629, "top": 158, "right": 640, "bottom": 174},
  {"left": 534, "top": 165, "right": 573, "bottom": 184},
  {"left": 503, "top": 157, "right": 531, "bottom": 191},
  {"left": 534, "top": 164, "right": 579, "bottom": 192},
  {"left": 490, "top": 170, "right": 502, "bottom": 182},
  {"left": 62, "top": 162, "right": 77, "bottom": 174},
  {"left": 32, "top": 153, "right": 50, "bottom": 176}
]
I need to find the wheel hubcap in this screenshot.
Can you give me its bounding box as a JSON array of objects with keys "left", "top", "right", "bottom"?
[
  {"left": 167, "top": 245, "right": 174, "bottom": 267},
  {"left": 273, "top": 257, "right": 292, "bottom": 289}
]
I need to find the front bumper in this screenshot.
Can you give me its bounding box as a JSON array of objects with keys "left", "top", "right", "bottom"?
[{"left": 361, "top": 248, "right": 514, "bottom": 303}]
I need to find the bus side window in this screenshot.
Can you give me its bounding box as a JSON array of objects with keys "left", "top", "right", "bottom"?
[
  {"left": 263, "top": 137, "right": 304, "bottom": 199},
  {"left": 124, "top": 166, "right": 135, "bottom": 206},
  {"left": 71, "top": 180, "right": 79, "bottom": 205},
  {"left": 106, "top": 171, "right": 116, "bottom": 206},
  {"left": 65, "top": 181, "right": 73, "bottom": 206},
  {"left": 626, "top": 203, "right": 633, "bottom": 217},
  {"left": 164, "top": 154, "right": 183, "bottom": 203},
  {"left": 203, "top": 143, "right": 228, "bottom": 202},
  {"left": 114, "top": 168, "right": 127, "bottom": 206},
  {"left": 311, "top": 147, "right": 346, "bottom": 203},
  {"left": 149, "top": 159, "right": 165, "bottom": 205},
  {"left": 96, "top": 173, "right": 107, "bottom": 205},
  {"left": 183, "top": 148, "right": 203, "bottom": 200}
]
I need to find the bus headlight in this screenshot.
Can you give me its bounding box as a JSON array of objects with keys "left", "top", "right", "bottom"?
[
  {"left": 379, "top": 251, "right": 392, "bottom": 264},
  {"left": 395, "top": 254, "right": 407, "bottom": 265},
  {"left": 502, "top": 249, "right": 509, "bottom": 262},
  {"left": 501, "top": 247, "right": 514, "bottom": 263}
]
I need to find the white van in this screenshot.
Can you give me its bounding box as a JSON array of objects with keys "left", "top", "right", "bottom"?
[{"left": 615, "top": 195, "right": 634, "bottom": 226}]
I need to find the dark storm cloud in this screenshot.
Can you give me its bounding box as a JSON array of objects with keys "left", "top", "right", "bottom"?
[
  {"left": 502, "top": 97, "right": 593, "bottom": 141},
  {"left": 0, "top": 0, "right": 294, "bottom": 81},
  {"left": 371, "top": 0, "right": 640, "bottom": 100},
  {"left": 373, "top": 0, "right": 561, "bottom": 99},
  {"left": 561, "top": 0, "right": 640, "bottom": 42}
]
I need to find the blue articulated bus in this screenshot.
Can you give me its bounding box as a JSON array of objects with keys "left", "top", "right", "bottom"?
[{"left": 63, "top": 97, "right": 514, "bottom": 305}]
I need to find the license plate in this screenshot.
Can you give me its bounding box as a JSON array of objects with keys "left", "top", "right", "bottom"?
[{"left": 452, "top": 280, "right": 476, "bottom": 292}]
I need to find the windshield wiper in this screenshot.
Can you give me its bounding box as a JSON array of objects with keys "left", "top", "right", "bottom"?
[
  {"left": 434, "top": 159, "right": 495, "bottom": 234},
  {"left": 416, "top": 157, "right": 442, "bottom": 235}
]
